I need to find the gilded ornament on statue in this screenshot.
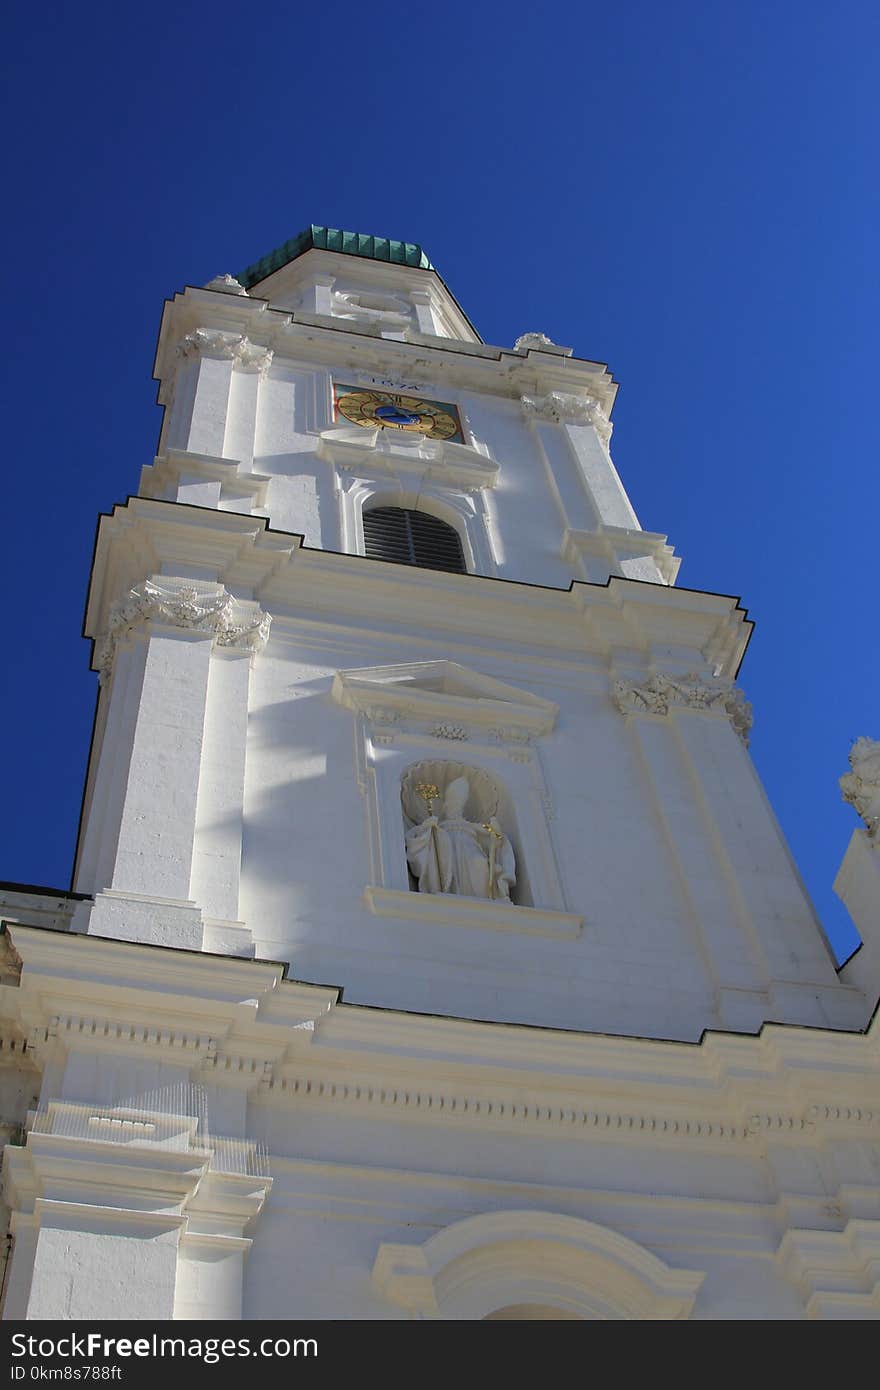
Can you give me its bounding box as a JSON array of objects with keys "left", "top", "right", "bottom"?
[
  {"left": 405, "top": 774, "right": 516, "bottom": 902},
  {"left": 415, "top": 782, "right": 441, "bottom": 814}
]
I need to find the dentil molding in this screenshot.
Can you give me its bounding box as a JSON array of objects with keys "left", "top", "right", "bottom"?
[
  {"left": 94, "top": 579, "right": 271, "bottom": 683},
  {"left": 177, "top": 327, "right": 273, "bottom": 375},
  {"left": 613, "top": 672, "right": 753, "bottom": 745},
  {"left": 840, "top": 736, "right": 880, "bottom": 840}
]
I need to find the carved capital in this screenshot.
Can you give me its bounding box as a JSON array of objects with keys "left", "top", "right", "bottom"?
[
  {"left": 177, "top": 328, "right": 273, "bottom": 376},
  {"left": 95, "top": 580, "right": 271, "bottom": 683},
  {"left": 612, "top": 673, "right": 753, "bottom": 745},
  {"left": 840, "top": 736, "right": 880, "bottom": 839},
  {"left": 521, "top": 391, "right": 613, "bottom": 447}
]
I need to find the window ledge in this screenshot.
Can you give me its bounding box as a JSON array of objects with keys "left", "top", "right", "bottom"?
[{"left": 364, "top": 886, "right": 583, "bottom": 940}]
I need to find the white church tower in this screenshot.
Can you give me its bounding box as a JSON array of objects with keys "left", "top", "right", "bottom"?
[{"left": 1, "top": 226, "right": 879, "bottom": 1321}]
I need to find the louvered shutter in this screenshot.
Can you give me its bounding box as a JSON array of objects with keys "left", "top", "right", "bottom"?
[{"left": 362, "top": 507, "right": 466, "bottom": 574}]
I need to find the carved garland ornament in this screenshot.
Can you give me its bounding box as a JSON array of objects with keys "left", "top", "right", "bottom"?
[
  {"left": 94, "top": 580, "right": 271, "bottom": 683},
  {"left": 840, "top": 736, "right": 880, "bottom": 839},
  {"left": 177, "top": 328, "right": 273, "bottom": 376},
  {"left": 514, "top": 332, "right": 558, "bottom": 351},
  {"left": 521, "top": 391, "right": 613, "bottom": 447},
  {"left": 612, "top": 673, "right": 753, "bottom": 745}
]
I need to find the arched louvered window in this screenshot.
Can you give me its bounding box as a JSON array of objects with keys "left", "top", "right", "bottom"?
[{"left": 362, "top": 506, "right": 467, "bottom": 574}]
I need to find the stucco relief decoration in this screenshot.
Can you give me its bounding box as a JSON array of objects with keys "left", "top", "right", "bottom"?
[
  {"left": 612, "top": 673, "right": 753, "bottom": 745},
  {"left": 401, "top": 761, "right": 516, "bottom": 902},
  {"left": 521, "top": 391, "right": 613, "bottom": 448},
  {"left": 94, "top": 581, "right": 271, "bottom": 683},
  {"left": 366, "top": 707, "right": 403, "bottom": 727},
  {"left": 177, "top": 328, "right": 273, "bottom": 376},
  {"left": 331, "top": 290, "right": 414, "bottom": 330},
  {"left": 840, "top": 736, "right": 880, "bottom": 839},
  {"left": 514, "top": 332, "right": 558, "bottom": 351},
  {"left": 428, "top": 724, "right": 469, "bottom": 741},
  {"left": 203, "top": 273, "right": 249, "bottom": 296}
]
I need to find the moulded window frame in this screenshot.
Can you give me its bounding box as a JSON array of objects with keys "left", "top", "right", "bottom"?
[{"left": 338, "top": 475, "right": 497, "bottom": 577}]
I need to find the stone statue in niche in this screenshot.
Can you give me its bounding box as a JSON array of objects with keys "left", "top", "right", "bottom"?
[{"left": 405, "top": 775, "right": 516, "bottom": 901}]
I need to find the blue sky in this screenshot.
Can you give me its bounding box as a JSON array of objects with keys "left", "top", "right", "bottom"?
[{"left": 1, "top": 2, "right": 876, "bottom": 959}]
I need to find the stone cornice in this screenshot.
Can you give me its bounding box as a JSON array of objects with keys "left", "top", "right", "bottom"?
[
  {"left": 4, "top": 1121, "right": 271, "bottom": 1239},
  {"left": 84, "top": 499, "right": 753, "bottom": 680},
  {"left": 775, "top": 1221, "right": 880, "bottom": 1318},
  {"left": 3, "top": 926, "right": 876, "bottom": 1154},
  {"left": 153, "top": 287, "right": 619, "bottom": 413},
  {"left": 562, "top": 525, "right": 681, "bottom": 586},
  {"left": 316, "top": 426, "right": 500, "bottom": 490},
  {"left": 139, "top": 448, "right": 272, "bottom": 508}
]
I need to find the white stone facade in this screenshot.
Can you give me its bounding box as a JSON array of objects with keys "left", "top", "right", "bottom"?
[{"left": 1, "top": 231, "right": 878, "bottom": 1320}]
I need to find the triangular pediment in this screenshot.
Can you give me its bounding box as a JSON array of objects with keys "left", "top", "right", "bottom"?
[{"left": 332, "top": 661, "right": 558, "bottom": 736}]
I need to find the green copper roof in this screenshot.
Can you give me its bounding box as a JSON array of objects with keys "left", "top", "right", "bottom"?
[{"left": 238, "top": 225, "right": 434, "bottom": 288}]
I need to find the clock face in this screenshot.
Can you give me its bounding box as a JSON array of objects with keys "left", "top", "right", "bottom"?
[{"left": 334, "top": 386, "right": 465, "bottom": 443}]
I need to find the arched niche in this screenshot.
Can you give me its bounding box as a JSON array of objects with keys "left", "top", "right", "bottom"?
[{"left": 372, "top": 1211, "right": 705, "bottom": 1320}]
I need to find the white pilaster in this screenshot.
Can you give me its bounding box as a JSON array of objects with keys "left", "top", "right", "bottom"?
[
  {"left": 76, "top": 580, "right": 270, "bottom": 951},
  {"left": 410, "top": 287, "right": 437, "bottom": 335},
  {"left": 190, "top": 648, "right": 252, "bottom": 938},
  {"left": 109, "top": 627, "right": 214, "bottom": 901},
  {"left": 835, "top": 830, "right": 880, "bottom": 999},
  {"left": 187, "top": 353, "right": 236, "bottom": 458},
  {"left": 630, "top": 716, "right": 763, "bottom": 997},
  {"left": 532, "top": 417, "right": 601, "bottom": 536},
  {"left": 224, "top": 368, "right": 260, "bottom": 468},
  {"left": 174, "top": 331, "right": 273, "bottom": 461},
  {"left": 311, "top": 273, "right": 335, "bottom": 316},
  {"left": 671, "top": 711, "right": 849, "bottom": 1023}
]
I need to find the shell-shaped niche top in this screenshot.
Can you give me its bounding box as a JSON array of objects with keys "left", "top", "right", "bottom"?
[{"left": 401, "top": 760, "right": 501, "bottom": 827}]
